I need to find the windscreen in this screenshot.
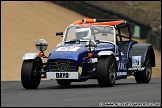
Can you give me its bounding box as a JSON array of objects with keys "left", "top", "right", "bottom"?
[{"left": 63, "top": 25, "right": 115, "bottom": 43}]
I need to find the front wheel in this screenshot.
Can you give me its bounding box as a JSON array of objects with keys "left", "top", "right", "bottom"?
[
  {"left": 134, "top": 54, "right": 152, "bottom": 83},
  {"left": 21, "top": 58, "right": 42, "bottom": 89},
  {"left": 97, "top": 56, "right": 117, "bottom": 87}
]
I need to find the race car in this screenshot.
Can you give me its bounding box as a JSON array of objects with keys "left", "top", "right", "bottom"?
[{"left": 21, "top": 18, "right": 155, "bottom": 89}]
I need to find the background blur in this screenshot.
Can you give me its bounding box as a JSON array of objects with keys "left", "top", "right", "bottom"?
[
  {"left": 53, "top": 1, "right": 161, "bottom": 50},
  {"left": 1, "top": 1, "right": 161, "bottom": 81}
]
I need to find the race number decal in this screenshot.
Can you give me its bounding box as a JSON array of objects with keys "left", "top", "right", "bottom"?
[
  {"left": 132, "top": 56, "right": 141, "bottom": 68},
  {"left": 56, "top": 47, "right": 80, "bottom": 52}
]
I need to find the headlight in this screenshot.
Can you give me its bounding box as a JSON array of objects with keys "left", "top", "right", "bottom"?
[
  {"left": 36, "top": 39, "right": 48, "bottom": 51},
  {"left": 85, "top": 40, "right": 97, "bottom": 52}
]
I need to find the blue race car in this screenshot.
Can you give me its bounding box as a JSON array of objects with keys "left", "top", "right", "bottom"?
[{"left": 21, "top": 19, "right": 155, "bottom": 89}]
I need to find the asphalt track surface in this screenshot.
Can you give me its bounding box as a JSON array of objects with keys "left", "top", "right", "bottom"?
[{"left": 1, "top": 78, "right": 161, "bottom": 107}]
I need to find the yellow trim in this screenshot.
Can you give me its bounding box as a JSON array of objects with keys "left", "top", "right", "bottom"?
[{"left": 78, "top": 66, "right": 82, "bottom": 75}]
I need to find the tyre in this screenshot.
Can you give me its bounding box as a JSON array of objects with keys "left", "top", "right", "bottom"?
[
  {"left": 134, "top": 54, "right": 152, "bottom": 83},
  {"left": 57, "top": 79, "right": 71, "bottom": 86},
  {"left": 21, "top": 58, "right": 42, "bottom": 89},
  {"left": 97, "top": 56, "right": 117, "bottom": 87}
]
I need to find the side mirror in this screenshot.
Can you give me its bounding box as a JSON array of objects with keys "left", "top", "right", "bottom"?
[{"left": 56, "top": 32, "right": 63, "bottom": 37}]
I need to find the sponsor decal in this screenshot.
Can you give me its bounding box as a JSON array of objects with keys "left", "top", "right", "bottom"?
[
  {"left": 118, "top": 61, "right": 127, "bottom": 70},
  {"left": 128, "top": 67, "right": 145, "bottom": 71},
  {"left": 132, "top": 56, "right": 141, "bottom": 68},
  {"left": 117, "top": 72, "right": 127, "bottom": 76},
  {"left": 56, "top": 46, "right": 80, "bottom": 51},
  {"left": 96, "top": 47, "right": 113, "bottom": 50},
  {"left": 78, "top": 66, "right": 82, "bottom": 75},
  {"left": 56, "top": 73, "right": 69, "bottom": 78}
]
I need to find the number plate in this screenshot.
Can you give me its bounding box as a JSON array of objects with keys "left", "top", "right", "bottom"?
[{"left": 46, "top": 72, "right": 78, "bottom": 79}]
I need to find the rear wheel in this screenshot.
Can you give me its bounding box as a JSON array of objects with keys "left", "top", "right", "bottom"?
[
  {"left": 134, "top": 54, "right": 152, "bottom": 83},
  {"left": 97, "top": 56, "right": 117, "bottom": 87},
  {"left": 21, "top": 58, "right": 42, "bottom": 89},
  {"left": 57, "top": 79, "right": 71, "bottom": 86}
]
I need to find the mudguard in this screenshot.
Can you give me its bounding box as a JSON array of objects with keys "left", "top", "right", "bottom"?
[
  {"left": 97, "top": 51, "right": 115, "bottom": 56},
  {"left": 97, "top": 51, "right": 118, "bottom": 70},
  {"left": 22, "top": 53, "right": 40, "bottom": 60},
  {"left": 129, "top": 44, "right": 155, "bottom": 68}
]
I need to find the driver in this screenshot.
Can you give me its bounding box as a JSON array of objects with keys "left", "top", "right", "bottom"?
[{"left": 75, "top": 28, "right": 91, "bottom": 40}]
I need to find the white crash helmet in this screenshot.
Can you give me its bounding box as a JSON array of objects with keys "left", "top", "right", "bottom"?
[{"left": 75, "top": 28, "right": 91, "bottom": 40}]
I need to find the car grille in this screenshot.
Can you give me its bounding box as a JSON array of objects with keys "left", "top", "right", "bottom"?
[{"left": 49, "top": 59, "right": 76, "bottom": 72}]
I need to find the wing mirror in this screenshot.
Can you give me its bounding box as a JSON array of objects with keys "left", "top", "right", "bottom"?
[{"left": 56, "top": 32, "right": 63, "bottom": 37}]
